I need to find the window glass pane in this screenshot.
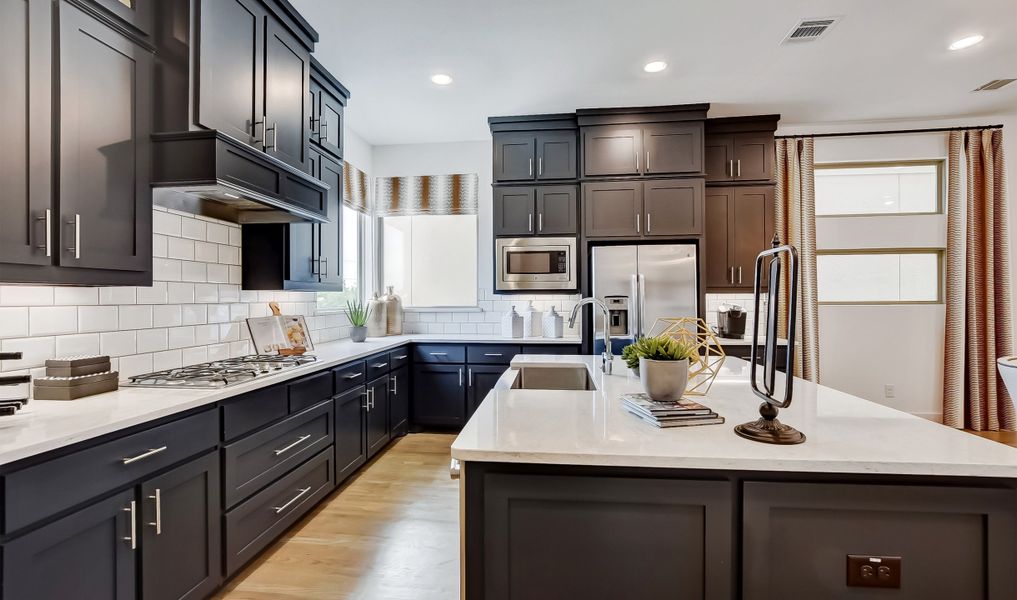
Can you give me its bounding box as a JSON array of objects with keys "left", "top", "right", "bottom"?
[
  {"left": 815, "top": 163, "right": 940, "bottom": 216},
  {"left": 316, "top": 206, "right": 362, "bottom": 311},
  {"left": 817, "top": 252, "right": 940, "bottom": 303},
  {"left": 383, "top": 215, "right": 477, "bottom": 308}
]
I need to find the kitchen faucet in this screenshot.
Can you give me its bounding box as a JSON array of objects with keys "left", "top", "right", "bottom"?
[{"left": 569, "top": 298, "right": 613, "bottom": 374}]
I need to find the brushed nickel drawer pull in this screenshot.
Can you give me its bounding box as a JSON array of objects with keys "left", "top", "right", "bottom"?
[
  {"left": 274, "top": 434, "right": 311, "bottom": 456},
  {"left": 123, "top": 500, "right": 137, "bottom": 549},
  {"left": 371, "top": 362, "right": 388, "bottom": 368},
  {"left": 272, "top": 486, "right": 312, "bottom": 514},
  {"left": 429, "top": 352, "right": 448, "bottom": 356},
  {"left": 343, "top": 372, "right": 363, "bottom": 379},
  {"left": 391, "top": 374, "right": 398, "bottom": 394},
  {"left": 122, "top": 446, "right": 167, "bottom": 465},
  {"left": 148, "top": 488, "right": 162, "bottom": 535},
  {"left": 393, "top": 354, "right": 408, "bottom": 360},
  {"left": 483, "top": 353, "right": 503, "bottom": 357}
]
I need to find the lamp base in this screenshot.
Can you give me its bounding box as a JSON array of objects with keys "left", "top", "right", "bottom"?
[{"left": 734, "top": 402, "right": 806, "bottom": 445}]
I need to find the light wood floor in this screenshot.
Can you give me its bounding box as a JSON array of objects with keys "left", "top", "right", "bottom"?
[
  {"left": 215, "top": 433, "right": 460, "bottom": 600},
  {"left": 966, "top": 429, "right": 1017, "bottom": 448}
]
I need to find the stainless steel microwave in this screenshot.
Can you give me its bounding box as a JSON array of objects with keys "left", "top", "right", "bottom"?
[{"left": 495, "top": 237, "right": 577, "bottom": 291}]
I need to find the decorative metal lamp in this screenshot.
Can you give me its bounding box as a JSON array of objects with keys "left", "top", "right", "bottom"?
[{"left": 733, "top": 237, "right": 806, "bottom": 445}]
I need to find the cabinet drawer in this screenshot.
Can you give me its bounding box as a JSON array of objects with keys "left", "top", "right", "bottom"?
[
  {"left": 334, "top": 360, "right": 366, "bottom": 394},
  {"left": 414, "top": 344, "right": 466, "bottom": 363},
  {"left": 4, "top": 409, "right": 218, "bottom": 533},
  {"left": 365, "top": 352, "right": 391, "bottom": 380},
  {"left": 224, "top": 446, "right": 334, "bottom": 576},
  {"left": 389, "top": 347, "right": 411, "bottom": 370},
  {"left": 467, "top": 345, "right": 521, "bottom": 365},
  {"left": 222, "top": 384, "right": 288, "bottom": 442},
  {"left": 222, "top": 400, "right": 333, "bottom": 508},
  {"left": 288, "top": 371, "right": 332, "bottom": 413}
]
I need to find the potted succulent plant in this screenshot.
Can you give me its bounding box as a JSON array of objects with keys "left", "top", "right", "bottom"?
[
  {"left": 623, "top": 336, "right": 695, "bottom": 402},
  {"left": 347, "top": 299, "right": 371, "bottom": 343}
]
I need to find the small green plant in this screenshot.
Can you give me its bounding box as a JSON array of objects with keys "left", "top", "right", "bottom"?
[
  {"left": 346, "top": 299, "right": 371, "bottom": 327},
  {"left": 622, "top": 336, "right": 695, "bottom": 370}
]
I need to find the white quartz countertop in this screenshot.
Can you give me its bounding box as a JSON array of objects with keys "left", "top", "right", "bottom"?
[
  {"left": 714, "top": 336, "right": 789, "bottom": 346},
  {"left": 451, "top": 355, "right": 1017, "bottom": 478},
  {"left": 0, "top": 334, "right": 579, "bottom": 466}
]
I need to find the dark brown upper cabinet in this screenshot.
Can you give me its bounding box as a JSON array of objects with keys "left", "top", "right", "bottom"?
[
  {"left": 582, "top": 126, "right": 642, "bottom": 177},
  {"left": 704, "top": 115, "right": 779, "bottom": 183},
  {"left": 310, "top": 58, "right": 350, "bottom": 160},
  {"left": 705, "top": 185, "right": 774, "bottom": 291},
  {"left": 489, "top": 114, "right": 578, "bottom": 183},
  {"left": 584, "top": 180, "right": 704, "bottom": 239},
  {"left": 493, "top": 186, "right": 577, "bottom": 236}
]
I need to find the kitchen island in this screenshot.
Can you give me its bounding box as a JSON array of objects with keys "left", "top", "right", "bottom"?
[{"left": 452, "top": 355, "right": 1017, "bottom": 599}]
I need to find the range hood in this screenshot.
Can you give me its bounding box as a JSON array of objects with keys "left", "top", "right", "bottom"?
[{"left": 151, "top": 130, "right": 330, "bottom": 224}]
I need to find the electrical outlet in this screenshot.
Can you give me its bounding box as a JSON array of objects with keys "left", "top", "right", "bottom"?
[
  {"left": 847, "top": 555, "right": 901, "bottom": 588},
  {"left": 884, "top": 384, "right": 895, "bottom": 399}
]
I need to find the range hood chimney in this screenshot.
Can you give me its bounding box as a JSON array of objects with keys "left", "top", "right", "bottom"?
[{"left": 151, "top": 130, "right": 330, "bottom": 224}]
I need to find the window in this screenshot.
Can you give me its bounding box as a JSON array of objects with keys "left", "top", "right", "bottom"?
[
  {"left": 815, "top": 161, "right": 943, "bottom": 216},
  {"left": 382, "top": 214, "right": 477, "bottom": 307},
  {"left": 316, "top": 206, "right": 363, "bottom": 311},
  {"left": 817, "top": 251, "right": 942, "bottom": 304}
]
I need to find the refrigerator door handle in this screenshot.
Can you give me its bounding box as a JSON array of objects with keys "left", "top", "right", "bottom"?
[
  {"left": 637, "top": 273, "right": 647, "bottom": 338},
  {"left": 630, "top": 274, "right": 640, "bottom": 338}
]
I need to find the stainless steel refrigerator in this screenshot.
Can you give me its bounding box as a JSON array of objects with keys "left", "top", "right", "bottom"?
[{"left": 591, "top": 244, "right": 698, "bottom": 353}]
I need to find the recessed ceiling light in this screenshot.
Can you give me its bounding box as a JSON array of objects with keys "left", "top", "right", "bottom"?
[
  {"left": 643, "top": 61, "right": 668, "bottom": 73},
  {"left": 949, "top": 35, "right": 984, "bottom": 51},
  {"left": 431, "top": 73, "right": 453, "bottom": 85}
]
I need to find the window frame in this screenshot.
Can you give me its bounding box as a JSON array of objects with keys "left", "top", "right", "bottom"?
[
  {"left": 814, "top": 159, "right": 946, "bottom": 218},
  {"left": 816, "top": 248, "right": 945, "bottom": 306},
  {"left": 315, "top": 207, "right": 367, "bottom": 314},
  {"left": 376, "top": 212, "right": 481, "bottom": 310}
]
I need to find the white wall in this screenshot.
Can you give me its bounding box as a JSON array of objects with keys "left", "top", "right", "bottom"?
[{"left": 778, "top": 113, "right": 1017, "bottom": 421}]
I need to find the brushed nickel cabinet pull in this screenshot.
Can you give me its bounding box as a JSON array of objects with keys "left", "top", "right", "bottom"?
[
  {"left": 371, "top": 362, "right": 388, "bottom": 368},
  {"left": 538, "top": 157, "right": 543, "bottom": 176},
  {"left": 320, "top": 121, "right": 328, "bottom": 141},
  {"left": 483, "top": 353, "right": 503, "bottom": 357},
  {"left": 430, "top": 352, "right": 447, "bottom": 356},
  {"left": 528, "top": 213, "right": 533, "bottom": 232},
  {"left": 272, "top": 486, "right": 312, "bottom": 514},
  {"left": 66, "top": 214, "right": 81, "bottom": 259},
  {"left": 646, "top": 212, "right": 651, "bottom": 233},
  {"left": 274, "top": 434, "right": 311, "bottom": 456},
  {"left": 635, "top": 213, "right": 640, "bottom": 234},
  {"left": 729, "top": 160, "right": 734, "bottom": 177},
  {"left": 635, "top": 150, "right": 640, "bottom": 172},
  {"left": 36, "top": 209, "right": 51, "bottom": 257},
  {"left": 468, "top": 368, "right": 473, "bottom": 387},
  {"left": 393, "top": 354, "right": 408, "bottom": 360},
  {"left": 528, "top": 158, "right": 533, "bottom": 176},
  {"left": 459, "top": 368, "right": 463, "bottom": 387},
  {"left": 252, "top": 118, "right": 265, "bottom": 145},
  {"left": 737, "top": 160, "right": 741, "bottom": 177},
  {"left": 343, "top": 372, "right": 363, "bottom": 380},
  {"left": 320, "top": 256, "right": 327, "bottom": 277},
  {"left": 391, "top": 374, "right": 397, "bottom": 395},
  {"left": 729, "top": 266, "right": 735, "bottom": 284},
  {"left": 123, "top": 501, "right": 137, "bottom": 550},
  {"left": 646, "top": 151, "right": 650, "bottom": 172},
  {"left": 538, "top": 213, "right": 543, "bottom": 232},
  {"left": 122, "top": 446, "right": 167, "bottom": 465},
  {"left": 148, "top": 489, "right": 162, "bottom": 535},
  {"left": 738, "top": 266, "right": 743, "bottom": 284}
]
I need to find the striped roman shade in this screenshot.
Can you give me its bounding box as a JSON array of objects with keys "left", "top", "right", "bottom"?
[
  {"left": 374, "top": 173, "right": 478, "bottom": 217},
  {"left": 342, "top": 161, "right": 370, "bottom": 214}
]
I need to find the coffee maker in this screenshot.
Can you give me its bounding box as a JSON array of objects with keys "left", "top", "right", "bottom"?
[{"left": 716, "top": 304, "right": 747, "bottom": 339}]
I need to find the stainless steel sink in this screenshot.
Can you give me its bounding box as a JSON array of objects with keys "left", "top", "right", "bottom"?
[{"left": 513, "top": 366, "right": 596, "bottom": 391}]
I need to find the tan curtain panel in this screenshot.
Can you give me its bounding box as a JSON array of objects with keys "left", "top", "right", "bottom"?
[
  {"left": 374, "top": 173, "right": 479, "bottom": 217},
  {"left": 774, "top": 137, "right": 820, "bottom": 382},
  {"left": 943, "top": 128, "right": 1014, "bottom": 431},
  {"left": 342, "top": 161, "right": 370, "bottom": 214}
]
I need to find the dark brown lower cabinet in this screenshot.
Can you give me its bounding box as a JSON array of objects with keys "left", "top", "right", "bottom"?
[
  {"left": 334, "top": 384, "right": 367, "bottom": 484},
  {"left": 3, "top": 489, "right": 137, "bottom": 600},
  {"left": 366, "top": 375, "right": 391, "bottom": 459},
  {"left": 742, "top": 482, "right": 1017, "bottom": 599},
  {"left": 141, "top": 451, "right": 221, "bottom": 600}
]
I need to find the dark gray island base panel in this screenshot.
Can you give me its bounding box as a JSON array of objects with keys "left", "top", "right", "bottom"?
[{"left": 463, "top": 462, "right": 1017, "bottom": 600}]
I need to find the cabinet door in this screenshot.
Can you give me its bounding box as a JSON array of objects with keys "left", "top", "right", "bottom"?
[
  {"left": 536, "top": 131, "right": 576, "bottom": 180},
  {"left": 263, "top": 18, "right": 310, "bottom": 170},
  {"left": 730, "top": 186, "right": 773, "bottom": 288},
  {"left": 0, "top": 0, "right": 52, "bottom": 267},
  {"left": 288, "top": 149, "right": 319, "bottom": 285},
  {"left": 318, "top": 85, "right": 345, "bottom": 159},
  {"left": 334, "top": 385, "right": 367, "bottom": 484},
  {"left": 3, "top": 489, "right": 136, "bottom": 600},
  {"left": 582, "top": 126, "right": 641, "bottom": 177},
  {"left": 704, "top": 134, "right": 734, "bottom": 182},
  {"left": 389, "top": 365, "right": 410, "bottom": 437},
  {"left": 583, "top": 181, "right": 642, "bottom": 238},
  {"left": 141, "top": 452, "right": 221, "bottom": 600},
  {"left": 467, "top": 365, "right": 505, "bottom": 419},
  {"left": 196, "top": 0, "right": 264, "bottom": 147},
  {"left": 704, "top": 188, "right": 734, "bottom": 289},
  {"left": 411, "top": 364, "right": 466, "bottom": 427},
  {"left": 643, "top": 179, "right": 704, "bottom": 237},
  {"left": 366, "top": 375, "right": 390, "bottom": 459},
  {"left": 317, "top": 154, "right": 343, "bottom": 289},
  {"left": 733, "top": 132, "right": 774, "bottom": 182},
  {"left": 642, "top": 122, "right": 703, "bottom": 175},
  {"left": 493, "top": 187, "right": 535, "bottom": 236},
  {"left": 59, "top": 1, "right": 152, "bottom": 272},
  {"left": 535, "top": 186, "right": 577, "bottom": 236},
  {"left": 308, "top": 80, "right": 321, "bottom": 146},
  {"left": 493, "top": 132, "right": 536, "bottom": 182}
]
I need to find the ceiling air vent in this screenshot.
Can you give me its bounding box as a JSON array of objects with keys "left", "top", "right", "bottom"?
[
  {"left": 973, "top": 78, "right": 1016, "bottom": 91},
  {"left": 782, "top": 17, "right": 840, "bottom": 43}
]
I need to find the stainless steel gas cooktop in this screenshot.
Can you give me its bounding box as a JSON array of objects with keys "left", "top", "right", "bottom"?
[{"left": 124, "top": 354, "right": 318, "bottom": 389}]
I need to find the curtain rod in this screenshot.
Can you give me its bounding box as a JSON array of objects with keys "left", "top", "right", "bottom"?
[{"left": 775, "top": 124, "right": 1004, "bottom": 139}]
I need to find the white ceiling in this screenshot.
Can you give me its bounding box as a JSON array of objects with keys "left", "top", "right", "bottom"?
[{"left": 291, "top": 0, "right": 1017, "bottom": 146}]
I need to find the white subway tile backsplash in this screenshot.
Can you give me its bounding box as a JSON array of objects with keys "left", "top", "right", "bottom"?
[
  {"left": 119, "top": 353, "right": 153, "bottom": 378},
  {"left": 181, "top": 261, "right": 207, "bottom": 283},
  {"left": 206, "top": 223, "right": 230, "bottom": 244},
  {"left": 167, "top": 326, "right": 195, "bottom": 350},
  {"left": 181, "top": 304, "right": 207, "bottom": 326},
  {"left": 152, "top": 305, "right": 182, "bottom": 328},
  {"left": 207, "top": 263, "right": 229, "bottom": 284},
  {"left": 230, "top": 303, "right": 250, "bottom": 321},
  {"left": 100, "top": 287, "right": 136, "bottom": 306},
  {"left": 1, "top": 286, "right": 55, "bottom": 306},
  {"left": 1, "top": 337, "right": 55, "bottom": 371},
  {"left": 207, "top": 304, "right": 230, "bottom": 324},
  {"left": 194, "top": 283, "right": 218, "bottom": 303},
  {"left": 153, "top": 211, "right": 181, "bottom": 237},
  {"left": 137, "top": 282, "right": 168, "bottom": 305},
  {"left": 228, "top": 227, "right": 242, "bottom": 247},
  {"left": 152, "top": 234, "right": 168, "bottom": 258},
  {"left": 54, "top": 287, "right": 98, "bottom": 306},
  {"left": 152, "top": 349, "right": 183, "bottom": 371},
  {"left": 29, "top": 306, "right": 78, "bottom": 336},
  {"left": 100, "top": 331, "right": 136, "bottom": 357},
  {"left": 193, "top": 324, "right": 218, "bottom": 345},
  {"left": 137, "top": 328, "right": 168, "bottom": 353},
  {"left": 194, "top": 241, "right": 218, "bottom": 263},
  {"left": 228, "top": 266, "right": 243, "bottom": 285},
  {"left": 218, "top": 285, "right": 240, "bottom": 303},
  {"left": 180, "top": 217, "right": 206, "bottom": 241},
  {"left": 119, "top": 305, "right": 153, "bottom": 330},
  {"left": 0, "top": 307, "right": 29, "bottom": 338},
  {"left": 79, "top": 306, "right": 119, "bottom": 333},
  {"left": 239, "top": 290, "right": 259, "bottom": 304},
  {"left": 55, "top": 333, "right": 101, "bottom": 357},
  {"left": 181, "top": 346, "right": 207, "bottom": 365},
  {"left": 166, "top": 237, "right": 195, "bottom": 260},
  {"left": 167, "top": 282, "right": 195, "bottom": 304},
  {"left": 153, "top": 258, "right": 182, "bottom": 282},
  {"left": 218, "top": 245, "right": 240, "bottom": 265},
  {"left": 207, "top": 343, "right": 230, "bottom": 362}
]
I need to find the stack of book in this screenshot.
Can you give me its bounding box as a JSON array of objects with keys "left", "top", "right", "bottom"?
[{"left": 621, "top": 393, "right": 725, "bottom": 428}]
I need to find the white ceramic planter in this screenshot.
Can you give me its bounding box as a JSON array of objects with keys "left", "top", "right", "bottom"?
[{"left": 638, "top": 357, "right": 689, "bottom": 402}]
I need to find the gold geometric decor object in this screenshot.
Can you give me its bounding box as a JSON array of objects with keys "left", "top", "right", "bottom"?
[{"left": 647, "top": 317, "right": 726, "bottom": 396}]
